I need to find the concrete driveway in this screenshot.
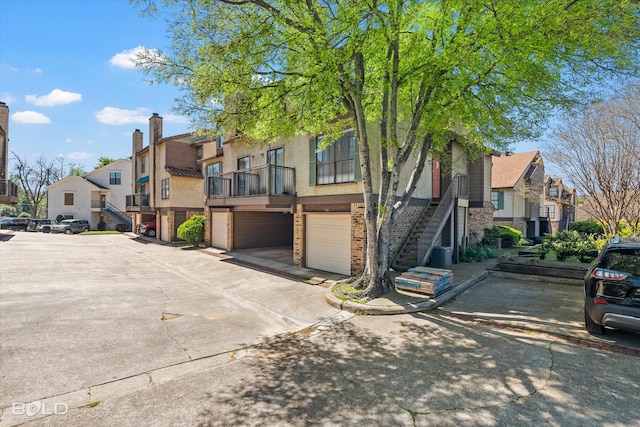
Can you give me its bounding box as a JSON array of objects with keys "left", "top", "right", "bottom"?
[{"left": 0, "top": 231, "right": 345, "bottom": 422}]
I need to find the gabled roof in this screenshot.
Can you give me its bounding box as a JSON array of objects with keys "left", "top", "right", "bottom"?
[
  {"left": 47, "top": 175, "right": 104, "bottom": 191},
  {"left": 492, "top": 151, "right": 541, "bottom": 189},
  {"left": 165, "top": 166, "right": 202, "bottom": 178}
]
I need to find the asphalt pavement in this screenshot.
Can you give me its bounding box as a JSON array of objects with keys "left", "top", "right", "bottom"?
[{"left": 1, "top": 230, "right": 638, "bottom": 426}]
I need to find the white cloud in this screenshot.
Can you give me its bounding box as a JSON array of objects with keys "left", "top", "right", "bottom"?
[
  {"left": 34, "top": 68, "right": 43, "bottom": 74},
  {"left": 12, "top": 111, "right": 52, "bottom": 124},
  {"left": 163, "top": 113, "right": 189, "bottom": 124},
  {"left": 95, "top": 106, "right": 151, "bottom": 125},
  {"left": 0, "top": 93, "right": 17, "bottom": 104},
  {"left": 26, "top": 89, "right": 82, "bottom": 107},
  {"left": 109, "top": 46, "right": 150, "bottom": 69},
  {"left": 66, "top": 152, "right": 92, "bottom": 160}
]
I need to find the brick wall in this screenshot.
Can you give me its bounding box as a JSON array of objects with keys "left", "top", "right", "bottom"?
[
  {"left": 350, "top": 203, "right": 366, "bottom": 275},
  {"left": 468, "top": 207, "right": 494, "bottom": 246},
  {"left": 293, "top": 204, "right": 304, "bottom": 266}
]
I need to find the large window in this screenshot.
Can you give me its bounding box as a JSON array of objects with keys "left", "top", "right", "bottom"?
[
  {"left": 161, "top": 178, "right": 170, "bottom": 199},
  {"left": 316, "top": 129, "right": 356, "bottom": 184},
  {"left": 491, "top": 191, "right": 504, "bottom": 210},
  {"left": 141, "top": 156, "right": 146, "bottom": 174},
  {"left": 64, "top": 192, "right": 74, "bottom": 206},
  {"left": 548, "top": 187, "right": 558, "bottom": 197},
  {"left": 206, "top": 162, "right": 224, "bottom": 196},
  {"left": 109, "top": 172, "right": 121, "bottom": 185}
]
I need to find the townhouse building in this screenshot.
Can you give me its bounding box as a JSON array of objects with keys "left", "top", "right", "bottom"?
[
  {"left": 491, "top": 151, "right": 545, "bottom": 237},
  {"left": 204, "top": 124, "right": 495, "bottom": 276},
  {"left": 541, "top": 175, "right": 578, "bottom": 234},
  {"left": 126, "top": 113, "right": 215, "bottom": 242},
  {"left": 0, "top": 102, "right": 19, "bottom": 206},
  {"left": 47, "top": 159, "right": 132, "bottom": 230}
]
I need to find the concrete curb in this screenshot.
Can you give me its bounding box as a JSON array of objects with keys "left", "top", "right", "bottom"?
[{"left": 325, "top": 270, "right": 490, "bottom": 315}]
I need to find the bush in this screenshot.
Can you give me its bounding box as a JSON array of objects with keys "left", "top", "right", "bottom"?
[
  {"left": 177, "top": 215, "right": 205, "bottom": 247},
  {"left": 55, "top": 214, "right": 65, "bottom": 223},
  {"left": 483, "top": 225, "right": 522, "bottom": 248},
  {"left": 97, "top": 221, "right": 107, "bottom": 231},
  {"left": 460, "top": 245, "right": 497, "bottom": 262},
  {"left": 570, "top": 221, "right": 604, "bottom": 236}
]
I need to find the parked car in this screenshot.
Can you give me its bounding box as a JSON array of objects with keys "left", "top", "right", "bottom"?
[
  {"left": 584, "top": 236, "right": 640, "bottom": 335},
  {"left": 50, "top": 219, "right": 90, "bottom": 234},
  {"left": 140, "top": 221, "right": 156, "bottom": 237},
  {"left": 26, "top": 219, "right": 53, "bottom": 232},
  {"left": 0, "top": 218, "right": 31, "bottom": 231}
]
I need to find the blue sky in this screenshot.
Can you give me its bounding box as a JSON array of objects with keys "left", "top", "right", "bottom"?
[
  {"left": 0, "top": 0, "right": 192, "bottom": 172},
  {"left": 1, "top": 0, "right": 549, "bottom": 175}
]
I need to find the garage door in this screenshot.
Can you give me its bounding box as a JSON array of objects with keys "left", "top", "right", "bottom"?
[
  {"left": 306, "top": 214, "right": 351, "bottom": 275},
  {"left": 211, "top": 212, "right": 228, "bottom": 249}
]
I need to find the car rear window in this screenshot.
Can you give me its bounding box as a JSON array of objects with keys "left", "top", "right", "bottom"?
[{"left": 600, "top": 249, "right": 640, "bottom": 277}]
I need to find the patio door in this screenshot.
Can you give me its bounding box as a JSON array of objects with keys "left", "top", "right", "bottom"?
[{"left": 267, "top": 147, "right": 284, "bottom": 194}]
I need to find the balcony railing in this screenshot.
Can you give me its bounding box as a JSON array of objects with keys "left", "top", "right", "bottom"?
[
  {"left": 126, "top": 193, "right": 150, "bottom": 208},
  {"left": 0, "top": 179, "right": 18, "bottom": 197},
  {"left": 207, "top": 165, "right": 295, "bottom": 198}
]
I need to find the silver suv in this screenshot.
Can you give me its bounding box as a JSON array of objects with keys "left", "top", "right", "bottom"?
[{"left": 50, "top": 219, "right": 90, "bottom": 234}]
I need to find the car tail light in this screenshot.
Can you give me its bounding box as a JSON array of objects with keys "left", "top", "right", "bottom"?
[
  {"left": 592, "top": 298, "right": 608, "bottom": 305},
  {"left": 591, "top": 268, "right": 628, "bottom": 281}
]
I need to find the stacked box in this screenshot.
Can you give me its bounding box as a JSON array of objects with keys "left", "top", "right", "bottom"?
[{"left": 395, "top": 267, "right": 454, "bottom": 296}]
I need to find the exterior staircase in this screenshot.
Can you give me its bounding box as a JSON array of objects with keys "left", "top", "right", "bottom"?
[
  {"left": 392, "top": 202, "right": 438, "bottom": 272},
  {"left": 103, "top": 202, "right": 132, "bottom": 231},
  {"left": 392, "top": 175, "right": 461, "bottom": 272}
]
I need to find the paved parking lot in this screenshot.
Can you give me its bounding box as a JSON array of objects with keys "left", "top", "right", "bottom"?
[
  {"left": 0, "top": 231, "right": 345, "bottom": 423},
  {"left": 1, "top": 231, "right": 638, "bottom": 426}
]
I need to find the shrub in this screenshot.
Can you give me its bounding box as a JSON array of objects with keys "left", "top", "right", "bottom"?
[
  {"left": 97, "top": 221, "right": 107, "bottom": 231},
  {"left": 177, "top": 215, "right": 205, "bottom": 247},
  {"left": 482, "top": 226, "right": 522, "bottom": 248},
  {"left": 55, "top": 214, "right": 65, "bottom": 223},
  {"left": 460, "top": 245, "right": 497, "bottom": 262},
  {"left": 570, "top": 221, "right": 604, "bottom": 236}
]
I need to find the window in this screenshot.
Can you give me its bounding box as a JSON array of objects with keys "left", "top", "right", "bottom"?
[
  {"left": 206, "top": 162, "right": 224, "bottom": 197},
  {"left": 64, "top": 192, "right": 74, "bottom": 206},
  {"left": 236, "top": 157, "right": 251, "bottom": 196},
  {"left": 196, "top": 146, "right": 203, "bottom": 160},
  {"left": 109, "top": 172, "right": 121, "bottom": 185},
  {"left": 316, "top": 129, "right": 356, "bottom": 185},
  {"left": 161, "top": 178, "right": 170, "bottom": 199},
  {"left": 491, "top": 191, "right": 504, "bottom": 210},
  {"left": 268, "top": 147, "right": 284, "bottom": 194},
  {"left": 549, "top": 187, "right": 558, "bottom": 197},
  {"left": 141, "top": 156, "right": 146, "bottom": 174},
  {"left": 543, "top": 205, "right": 556, "bottom": 219}
]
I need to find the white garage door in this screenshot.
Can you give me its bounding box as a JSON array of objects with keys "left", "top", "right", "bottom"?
[
  {"left": 160, "top": 215, "right": 169, "bottom": 242},
  {"left": 306, "top": 214, "right": 351, "bottom": 275},
  {"left": 211, "top": 212, "right": 228, "bottom": 249}
]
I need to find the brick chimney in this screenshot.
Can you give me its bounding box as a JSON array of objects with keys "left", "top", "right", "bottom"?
[{"left": 149, "top": 113, "right": 162, "bottom": 144}]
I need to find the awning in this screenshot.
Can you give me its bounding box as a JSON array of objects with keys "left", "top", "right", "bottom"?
[{"left": 135, "top": 176, "right": 149, "bottom": 185}]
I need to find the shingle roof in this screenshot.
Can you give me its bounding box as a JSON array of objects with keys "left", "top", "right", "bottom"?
[
  {"left": 164, "top": 166, "right": 202, "bottom": 178},
  {"left": 492, "top": 151, "right": 540, "bottom": 188}
]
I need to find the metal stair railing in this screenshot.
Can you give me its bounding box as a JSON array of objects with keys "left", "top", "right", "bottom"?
[
  {"left": 416, "top": 175, "right": 459, "bottom": 266},
  {"left": 104, "top": 201, "right": 131, "bottom": 224}
]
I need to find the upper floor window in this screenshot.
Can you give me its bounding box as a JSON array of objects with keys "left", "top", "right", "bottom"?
[
  {"left": 109, "top": 172, "right": 121, "bottom": 185},
  {"left": 237, "top": 156, "right": 250, "bottom": 170},
  {"left": 549, "top": 187, "right": 558, "bottom": 197},
  {"left": 161, "top": 178, "right": 170, "bottom": 199},
  {"left": 543, "top": 205, "right": 556, "bottom": 219},
  {"left": 206, "top": 162, "right": 222, "bottom": 176},
  {"left": 316, "top": 129, "right": 356, "bottom": 185},
  {"left": 141, "top": 156, "right": 146, "bottom": 174},
  {"left": 491, "top": 191, "right": 504, "bottom": 210},
  {"left": 196, "top": 146, "right": 203, "bottom": 160},
  {"left": 64, "top": 192, "right": 74, "bottom": 206}
]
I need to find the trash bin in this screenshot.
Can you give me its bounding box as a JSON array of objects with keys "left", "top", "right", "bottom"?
[{"left": 431, "top": 246, "right": 452, "bottom": 267}]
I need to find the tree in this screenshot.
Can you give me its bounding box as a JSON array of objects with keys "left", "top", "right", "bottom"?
[
  {"left": 545, "top": 84, "right": 640, "bottom": 237},
  {"left": 95, "top": 157, "right": 115, "bottom": 169},
  {"left": 68, "top": 166, "right": 87, "bottom": 176},
  {"left": 135, "top": 0, "right": 640, "bottom": 298},
  {"left": 10, "top": 153, "right": 69, "bottom": 218}
]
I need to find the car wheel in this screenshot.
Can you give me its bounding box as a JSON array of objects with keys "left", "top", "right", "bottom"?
[
  {"left": 584, "top": 309, "right": 604, "bottom": 334},
  {"left": 65, "top": 229, "right": 72, "bottom": 235},
  {"left": 82, "top": 227, "right": 88, "bottom": 232},
  {"left": 147, "top": 229, "right": 156, "bottom": 237}
]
